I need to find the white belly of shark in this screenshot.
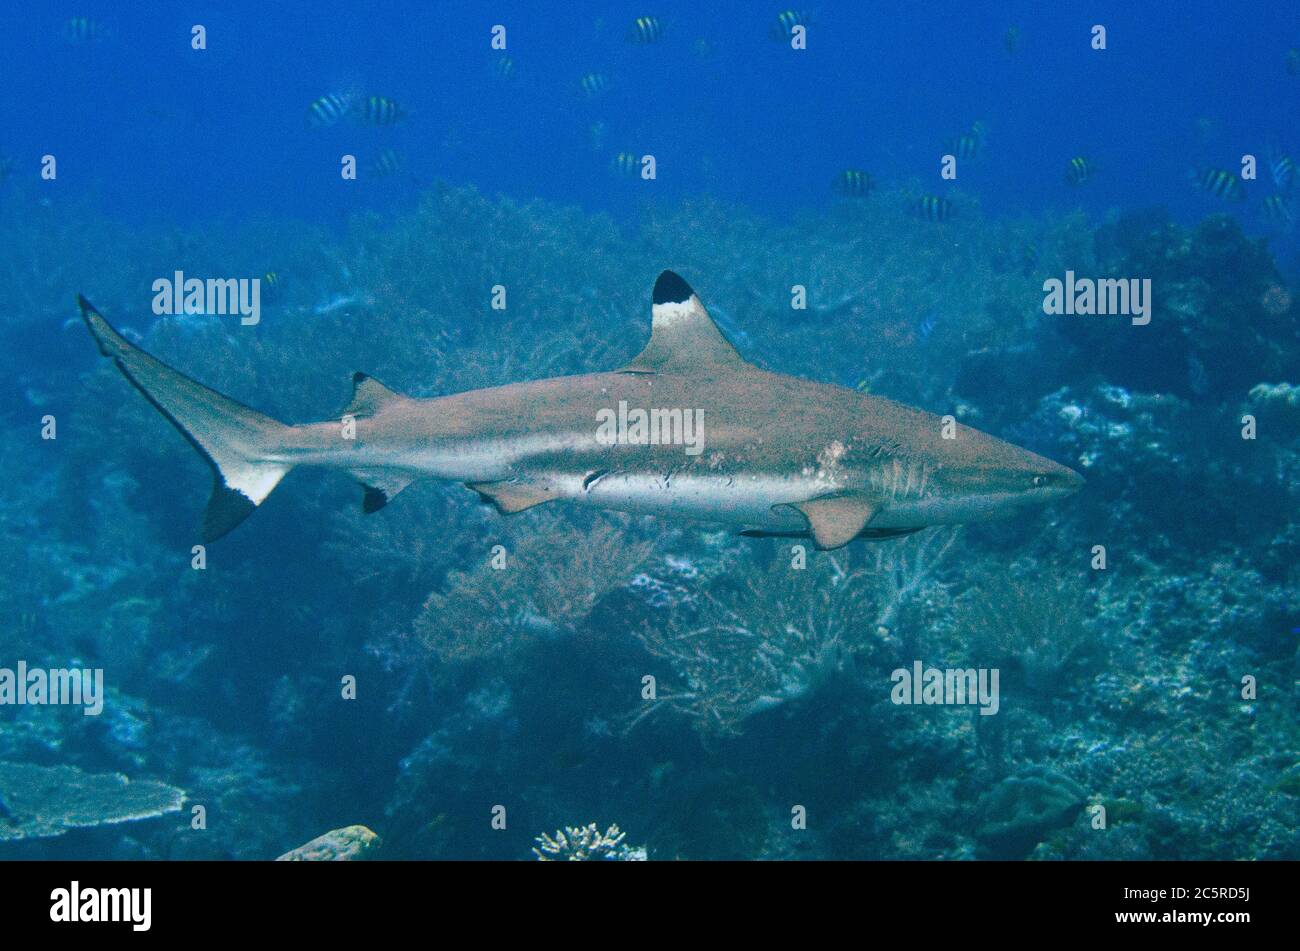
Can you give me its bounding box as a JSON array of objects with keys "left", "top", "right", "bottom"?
[{"left": 557, "top": 470, "right": 823, "bottom": 531}]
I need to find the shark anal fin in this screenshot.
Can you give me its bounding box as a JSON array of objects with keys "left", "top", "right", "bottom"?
[
  {"left": 343, "top": 372, "right": 406, "bottom": 418},
  {"left": 620, "top": 270, "right": 749, "bottom": 375},
  {"left": 351, "top": 470, "right": 415, "bottom": 513},
  {"left": 777, "top": 495, "right": 879, "bottom": 550},
  {"left": 467, "top": 480, "right": 554, "bottom": 515}
]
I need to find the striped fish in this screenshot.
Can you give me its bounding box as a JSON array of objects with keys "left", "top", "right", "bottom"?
[
  {"left": 1263, "top": 194, "right": 1294, "bottom": 226},
  {"left": 306, "top": 93, "right": 354, "bottom": 129},
  {"left": 354, "top": 96, "right": 406, "bottom": 126},
  {"left": 914, "top": 195, "right": 954, "bottom": 221},
  {"left": 946, "top": 133, "right": 981, "bottom": 159},
  {"left": 64, "top": 16, "right": 107, "bottom": 43},
  {"left": 579, "top": 72, "right": 611, "bottom": 98},
  {"left": 628, "top": 16, "right": 665, "bottom": 44},
  {"left": 494, "top": 55, "right": 516, "bottom": 82},
  {"left": 1269, "top": 151, "right": 1295, "bottom": 190},
  {"left": 1065, "top": 156, "right": 1093, "bottom": 186},
  {"left": 369, "top": 148, "right": 404, "bottom": 177},
  {"left": 833, "top": 169, "right": 874, "bottom": 197},
  {"left": 770, "top": 10, "right": 811, "bottom": 42},
  {"left": 612, "top": 152, "right": 639, "bottom": 177},
  {"left": 1189, "top": 167, "right": 1244, "bottom": 201}
]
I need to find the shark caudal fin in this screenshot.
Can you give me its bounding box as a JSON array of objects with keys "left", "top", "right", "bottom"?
[{"left": 78, "top": 295, "right": 294, "bottom": 541}]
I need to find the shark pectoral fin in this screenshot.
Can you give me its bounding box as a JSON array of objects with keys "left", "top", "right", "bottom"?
[
  {"left": 351, "top": 470, "right": 416, "bottom": 513},
  {"left": 467, "top": 480, "right": 555, "bottom": 515},
  {"left": 342, "top": 372, "right": 407, "bottom": 418},
  {"left": 778, "top": 495, "right": 879, "bottom": 550}
]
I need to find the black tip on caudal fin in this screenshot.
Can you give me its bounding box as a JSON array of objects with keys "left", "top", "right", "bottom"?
[
  {"left": 652, "top": 270, "right": 695, "bottom": 305},
  {"left": 78, "top": 294, "right": 294, "bottom": 542}
]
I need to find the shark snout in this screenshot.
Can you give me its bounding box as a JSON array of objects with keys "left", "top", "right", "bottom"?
[{"left": 1030, "top": 457, "right": 1085, "bottom": 499}]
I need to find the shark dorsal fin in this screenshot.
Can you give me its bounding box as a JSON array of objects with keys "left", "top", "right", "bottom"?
[
  {"left": 621, "top": 271, "right": 748, "bottom": 374},
  {"left": 343, "top": 372, "right": 405, "bottom": 417}
]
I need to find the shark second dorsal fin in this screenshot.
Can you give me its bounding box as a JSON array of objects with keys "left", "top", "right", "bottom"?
[
  {"left": 620, "top": 271, "right": 748, "bottom": 374},
  {"left": 343, "top": 372, "right": 405, "bottom": 417}
]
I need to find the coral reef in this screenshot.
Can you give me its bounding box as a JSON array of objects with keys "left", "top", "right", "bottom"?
[
  {"left": 974, "top": 767, "right": 1086, "bottom": 859},
  {"left": 0, "top": 762, "right": 184, "bottom": 842},
  {"left": 532, "top": 823, "right": 646, "bottom": 861},
  {"left": 277, "top": 825, "right": 382, "bottom": 861},
  {"left": 2, "top": 179, "right": 1295, "bottom": 861}
]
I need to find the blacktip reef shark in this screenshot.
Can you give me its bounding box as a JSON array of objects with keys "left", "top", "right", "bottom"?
[{"left": 77, "top": 271, "right": 1082, "bottom": 549}]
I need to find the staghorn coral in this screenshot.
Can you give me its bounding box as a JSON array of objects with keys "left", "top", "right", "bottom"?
[
  {"left": 532, "top": 822, "right": 646, "bottom": 861},
  {"left": 0, "top": 761, "right": 184, "bottom": 842}
]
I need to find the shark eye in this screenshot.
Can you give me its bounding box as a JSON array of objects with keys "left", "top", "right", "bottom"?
[{"left": 1032, "top": 475, "right": 1046, "bottom": 487}]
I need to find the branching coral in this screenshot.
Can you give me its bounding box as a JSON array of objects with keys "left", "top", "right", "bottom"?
[
  {"left": 959, "top": 568, "right": 1096, "bottom": 695},
  {"left": 532, "top": 822, "right": 646, "bottom": 861},
  {"left": 404, "top": 512, "right": 655, "bottom": 667},
  {"left": 627, "top": 530, "right": 960, "bottom": 737}
]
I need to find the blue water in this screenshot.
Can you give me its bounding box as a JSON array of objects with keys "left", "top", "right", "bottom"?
[
  {"left": 4, "top": 1, "right": 1296, "bottom": 232},
  {"left": 0, "top": 2, "right": 1296, "bottom": 862}
]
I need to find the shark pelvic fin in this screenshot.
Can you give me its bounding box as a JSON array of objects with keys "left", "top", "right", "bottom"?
[
  {"left": 467, "top": 480, "right": 555, "bottom": 514},
  {"left": 342, "top": 372, "right": 406, "bottom": 418},
  {"left": 621, "top": 270, "right": 748, "bottom": 375},
  {"left": 778, "top": 494, "right": 879, "bottom": 550},
  {"left": 351, "top": 470, "right": 416, "bottom": 513}
]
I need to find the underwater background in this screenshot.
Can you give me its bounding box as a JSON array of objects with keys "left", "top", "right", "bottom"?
[{"left": 1, "top": 1, "right": 1297, "bottom": 860}]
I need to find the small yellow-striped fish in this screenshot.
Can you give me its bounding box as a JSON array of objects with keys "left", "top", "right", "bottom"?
[
  {"left": 913, "top": 195, "right": 954, "bottom": 221},
  {"left": 628, "top": 16, "right": 665, "bottom": 44},
  {"left": 1189, "top": 166, "right": 1244, "bottom": 201},
  {"left": 368, "top": 148, "right": 404, "bottom": 177},
  {"left": 612, "top": 151, "right": 640, "bottom": 177},
  {"left": 1065, "top": 156, "right": 1093, "bottom": 186},
  {"left": 770, "top": 10, "right": 810, "bottom": 42},
  {"left": 580, "top": 72, "right": 611, "bottom": 98},
  {"left": 64, "top": 16, "right": 107, "bottom": 43},
  {"left": 306, "top": 93, "right": 354, "bottom": 129},
  {"left": 354, "top": 95, "right": 406, "bottom": 126},
  {"left": 833, "top": 169, "right": 874, "bottom": 196}
]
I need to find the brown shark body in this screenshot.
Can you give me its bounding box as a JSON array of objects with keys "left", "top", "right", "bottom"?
[{"left": 78, "top": 271, "right": 1081, "bottom": 548}]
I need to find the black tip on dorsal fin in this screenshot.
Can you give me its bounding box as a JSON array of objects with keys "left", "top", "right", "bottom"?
[
  {"left": 653, "top": 270, "right": 695, "bottom": 305},
  {"left": 361, "top": 484, "right": 389, "bottom": 513},
  {"left": 342, "top": 371, "right": 405, "bottom": 418}
]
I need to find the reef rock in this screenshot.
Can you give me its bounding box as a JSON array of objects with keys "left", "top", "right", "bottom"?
[{"left": 276, "top": 824, "right": 382, "bottom": 861}]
